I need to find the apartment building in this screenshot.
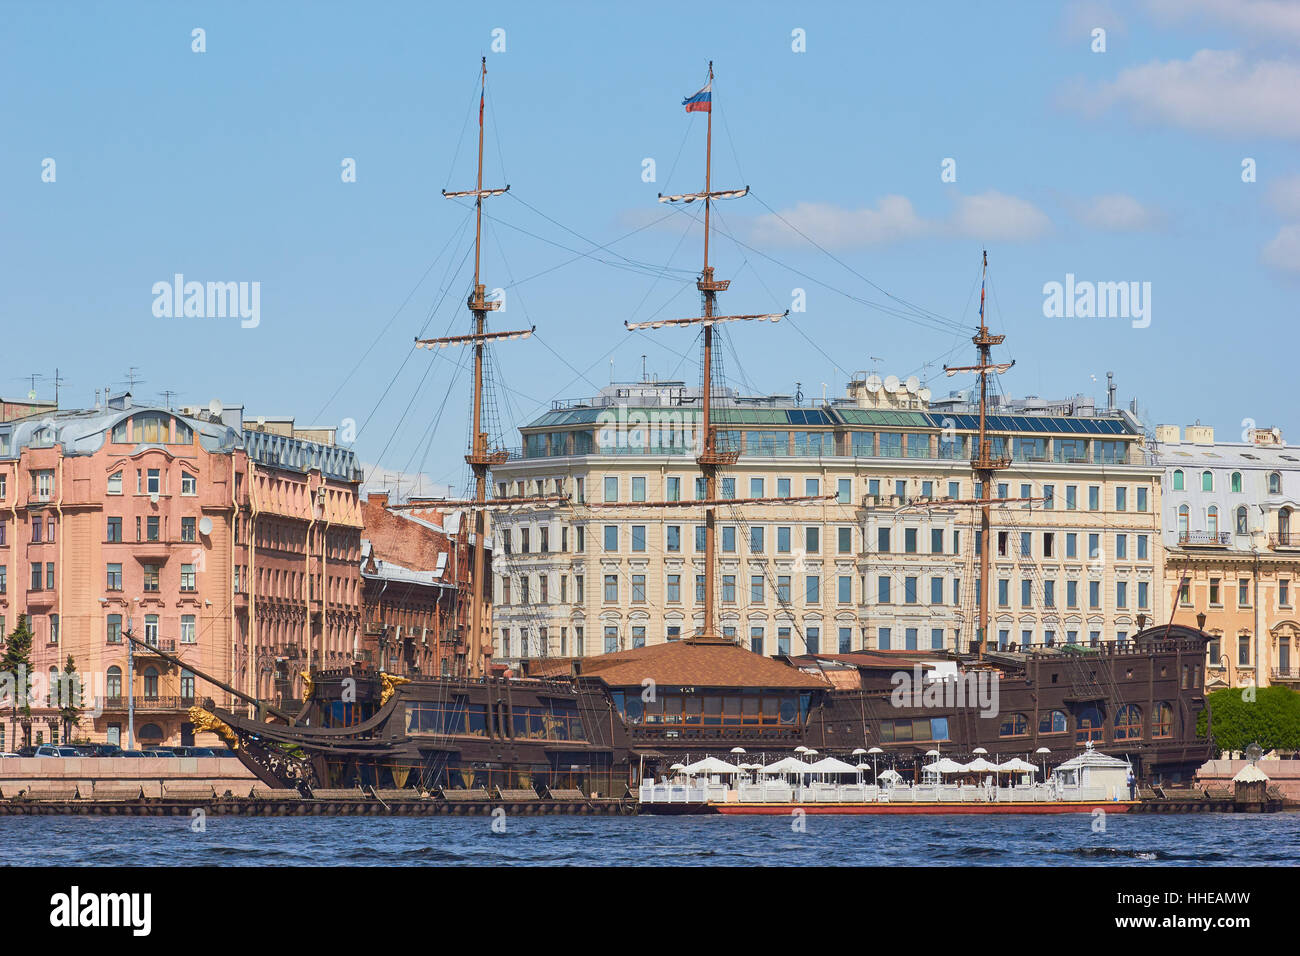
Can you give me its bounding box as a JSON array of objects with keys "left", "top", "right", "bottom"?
[
  {"left": 359, "top": 492, "right": 483, "bottom": 678},
  {"left": 0, "top": 393, "right": 362, "bottom": 748},
  {"left": 1157, "top": 422, "right": 1300, "bottom": 689},
  {"left": 489, "top": 376, "right": 1163, "bottom": 667}
]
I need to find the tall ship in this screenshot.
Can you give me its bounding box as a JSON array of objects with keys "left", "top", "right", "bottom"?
[{"left": 145, "top": 61, "right": 1213, "bottom": 801}]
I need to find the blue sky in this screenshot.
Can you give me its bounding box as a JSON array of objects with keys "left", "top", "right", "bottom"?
[{"left": 3, "top": 0, "right": 1299, "bottom": 494}]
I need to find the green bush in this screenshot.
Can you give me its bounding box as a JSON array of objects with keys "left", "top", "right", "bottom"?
[{"left": 1197, "top": 686, "right": 1300, "bottom": 754}]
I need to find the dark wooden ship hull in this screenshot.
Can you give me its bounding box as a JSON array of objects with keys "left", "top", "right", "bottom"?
[{"left": 214, "top": 633, "right": 1212, "bottom": 794}]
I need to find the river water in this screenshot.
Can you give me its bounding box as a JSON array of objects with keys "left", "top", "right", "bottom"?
[{"left": 2, "top": 812, "right": 1296, "bottom": 866}]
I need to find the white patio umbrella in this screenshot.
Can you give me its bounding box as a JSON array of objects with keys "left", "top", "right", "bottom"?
[
  {"left": 807, "top": 756, "right": 859, "bottom": 776},
  {"left": 867, "top": 746, "right": 884, "bottom": 781},
  {"left": 683, "top": 756, "right": 743, "bottom": 776},
  {"left": 966, "top": 757, "right": 998, "bottom": 774},
  {"left": 922, "top": 757, "right": 967, "bottom": 775},
  {"left": 973, "top": 747, "right": 989, "bottom": 755},
  {"left": 997, "top": 757, "right": 1038, "bottom": 778},
  {"left": 730, "top": 747, "right": 747, "bottom": 755},
  {"left": 1035, "top": 746, "right": 1051, "bottom": 779},
  {"left": 759, "top": 756, "right": 814, "bottom": 775}
]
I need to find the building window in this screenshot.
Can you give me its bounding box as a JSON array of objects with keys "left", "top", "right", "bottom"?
[
  {"left": 1270, "top": 472, "right": 1282, "bottom": 495},
  {"left": 181, "top": 517, "right": 196, "bottom": 542},
  {"left": 666, "top": 525, "right": 681, "bottom": 552},
  {"left": 181, "top": 472, "right": 197, "bottom": 496},
  {"left": 631, "top": 525, "right": 647, "bottom": 552},
  {"left": 181, "top": 564, "right": 196, "bottom": 591},
  {"left": 631, "top": 476, "right": 646, "bottom": 502},
  {"left": 1200, "top": 471, "right": 1213, "bottom": 492},
  {"left": 143, "top": 564, "right": 160, "bottom": 592},
  {"left": 106, "top": 563, "right": 123, "bottom": 591},
  {"left": 181, "top": 615, "right": 196, "bottom": 644},
  {"left": 1236, "top": 506, "right": 1249, "bottom": 535},
  {"left": 106, "top": 666, "right": 122, "bottom": 697},
  {"left": 1231, "top": 471, "right": 1242, "bottom": 493},
  {"left": 632, "top": 575, "right": 646, "bottom": 603},
  {"left": 107, "top": 614, "right": 122, "bottom": 644},
  {"left": 603, "top": 526, "right": 618, "bottom": 552},
  {"left": 806, "top": 575, "right": 820, "bottom": 603}
]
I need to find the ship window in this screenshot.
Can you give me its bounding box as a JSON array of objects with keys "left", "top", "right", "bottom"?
[
  {"left": 998, "top": 713, "right": 1030, "bottom": 738},
  {"left": 1038, "top": 709, "right": 1068, "bottom": 735},
  {"left": 1152, "top": 702, "right": 1173, "bottom": 739},
  {"left": 1075, "top": 704, "right": 1104, "bottom": 743},
  {"left": 1114, "top": 704, "right": 1142, "bottom": 741}
]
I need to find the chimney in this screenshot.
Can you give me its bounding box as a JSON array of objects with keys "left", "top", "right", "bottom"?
[
  {"left": 1106, "top": 371, "right": 1116, "bottom": 410},
  {"left": 370, "top": 491, "right": 390, "bottom": 509}
]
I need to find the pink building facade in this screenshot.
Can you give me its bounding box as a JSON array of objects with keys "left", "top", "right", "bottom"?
[{"left": 0, "top": 395, "right": 361, "bottom": 749}]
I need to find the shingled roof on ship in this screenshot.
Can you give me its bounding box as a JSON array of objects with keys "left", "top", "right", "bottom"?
[{"left": 521, "top": 636, "right": 829, "bottom": 689}]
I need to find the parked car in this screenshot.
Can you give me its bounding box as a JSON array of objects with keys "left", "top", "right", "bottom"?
[
  {"left": 16, "top": 746, "right": 37, "bottom": 757},
  {"left": 141, "top": 748, "right": 175, "bottom": 757},
  {"left": 76, "top": 744, "right": 123, "bottom": 757},
  {"left": 171, "top": 746, "right": 218, "bottom": 758},
  {"left": 33, "top": 745, "right": 79, "bottom": 757},
  {"left": 0, "top": 753, "right": 19, "bottom": 758},
  {"left": 118, "top": 750, "right": 146, "bottom": 757}
]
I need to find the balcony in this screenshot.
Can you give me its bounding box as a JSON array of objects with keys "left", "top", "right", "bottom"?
[
  {"left": 1269, "top": 533, "right": 1300, "bottom": 551},
  {"left": 1271, "top": 667, "right": 1300, "bottom": 682},
  {"left": 1178, "top": 531, "right": 1231, "bottom": 548},
  {"left": 97, "top": 696, "right": 197, "bottom": 712}
]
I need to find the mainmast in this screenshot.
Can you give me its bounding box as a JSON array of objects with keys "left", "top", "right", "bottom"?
[
  {"left": 630, "top": 62, "right": 785, "bottom": 643},
  {"left": 415, "top": 57, "right": 533, "bottom": 677},
  {"left": 944, "top": 251, "right": 1014, "bottom": 658}
]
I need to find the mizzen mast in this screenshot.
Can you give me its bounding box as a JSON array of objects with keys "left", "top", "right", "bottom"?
[
  {"left": 415, "top": 57, "right": 534, "bottom": 677},
  {"left": 630, "top": 62, "right": 785, "bottom": 643},
  {"left": 943, "top": 250, "right": 1015, "bottom": 659}
]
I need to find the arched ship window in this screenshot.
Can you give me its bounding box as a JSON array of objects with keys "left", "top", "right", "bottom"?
[
  {"left": 1074, "top": 704, "right": 1104, "bottom": 744},
  {"left": 1152, "top": 702, "right": 1174, "bottom": 738},
  {"left": 998, "top": 712, "right": 1029, "bottom": 738},
  {"left": 1037, "top": 709, "right": 1068, "bottom": 735},
  {"left": 1114, "top": 703, "right": 1143, "bottom": 741}
]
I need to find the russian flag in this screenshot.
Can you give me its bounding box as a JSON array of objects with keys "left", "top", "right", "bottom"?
[{"left": 682, "top": 81, "right": 711, "bottom": 113}]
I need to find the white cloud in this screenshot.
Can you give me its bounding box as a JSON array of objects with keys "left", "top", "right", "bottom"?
[
  {"left": 1146, "top": 0, "right": 1300, "bottom": 43},
  {"left": 749, "top": 191, "right": 1050, "bottom": 249},
  {"left": 1262, "top": 224, "right": 1300, "bottom": 272},
  {"left": 1072, "top": 193, "right": 1164, "bottom": 231},
  {"left": 1065, "top": 49, "right": 1300, "bottom": 137},
  {"left": 949, "top": 191, "right": 1053, "bottom": 241},
  {"left": 1061, "top": 1, "right": 1128, "bottom": 43}
]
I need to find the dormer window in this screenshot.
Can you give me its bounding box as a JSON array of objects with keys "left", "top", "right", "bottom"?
[{"left": 134, "top": 412, "right": 169, "bottom": 444}]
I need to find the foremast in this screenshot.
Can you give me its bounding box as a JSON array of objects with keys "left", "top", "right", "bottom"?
[{"left": 414, "top": 57, "right": 535, "bottom": 677}]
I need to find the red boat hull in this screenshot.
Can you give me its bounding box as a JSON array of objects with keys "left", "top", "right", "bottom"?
[{"left": 710, "top": 801, "right": 1138, "bottom": 815}]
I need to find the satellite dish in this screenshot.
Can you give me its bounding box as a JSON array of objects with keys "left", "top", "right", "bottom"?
[
  {"left": 905, "top": 375, "right": 920, "bottom": 394},
  {"left": 198, "top": 516, "right": 213, "bottom": 536},
  {"left": 919, "top": 388, "right": 932, "bottom": 402},
  {"left": 883, "top": 375, "right": 901, "bottom": 393},
  {"left": 208, "top": 399, "right": 223, "bottom": 418},
  {"left": 864, "top": 374, "right": 882, "bottom": 393}
]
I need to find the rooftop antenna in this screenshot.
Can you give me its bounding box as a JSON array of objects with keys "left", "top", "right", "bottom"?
[
  {"left": 52, "top": 368, "right": 63, "bottom": 408},
  {"left": 125, "top": 367, "right": 144, "bottom": 392},
  {"left": 642, "top": 354, "right": 648, "bottom": 382},
  {"left": 160, "top": 389, "right": 177, "bottom": 411}
]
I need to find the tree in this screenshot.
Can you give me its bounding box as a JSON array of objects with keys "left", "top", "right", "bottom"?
[
  {"left": 58, "top": 654, "right": 83, "bottom": 742},
  {"left": 0, "top": 615, "right": 34, "bottom": 749},
  {"left": 1197, "top": 685, "right": 1300, "bottom": 754}
]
